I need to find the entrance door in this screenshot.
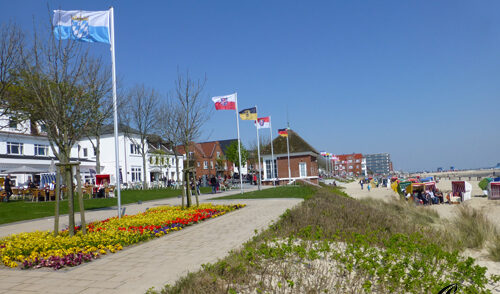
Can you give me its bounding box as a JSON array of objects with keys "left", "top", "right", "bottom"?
[{"left": 299, "top": 162, "right": 307, "bottom": 177}]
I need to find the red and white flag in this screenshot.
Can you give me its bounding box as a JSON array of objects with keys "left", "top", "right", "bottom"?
[
  {"left": 212, "top": 93, "right": 236, "bottom": 110},
  {"left": 254, "top": 116, "right": 270, "bottom": 129}
]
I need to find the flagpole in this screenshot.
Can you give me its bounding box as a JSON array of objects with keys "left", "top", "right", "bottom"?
[
  {"left": 235, "top": 93, "right": 243, "bottom": 194},
  {"left": 269, "top": 116, "right": 275, "bottom": 186},
  {"left": 255, "top": 106, "right": 261, "bottom": 190},
  {"left": 109, "top": 7, "right": 121, "bottom": 218},
  {"left": 286, "top": 131, "right": 291, "bottom": 184}
]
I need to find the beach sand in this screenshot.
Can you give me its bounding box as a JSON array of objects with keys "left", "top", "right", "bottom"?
[{"left": 339, "top": 180, "right": 500, "bottom": 281}]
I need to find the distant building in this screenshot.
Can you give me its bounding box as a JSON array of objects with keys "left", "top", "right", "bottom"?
[
  {"left": 260, "top": 129, "right": 320, "bottom": 185},
  {"left": 364, "top": 153, "right": 392, "bottom": 175},
  {"left": 437, "top": 167, "right": 443, "bottom": 172},
  {"left": 333, "top": 153, "right": 366, "bottom": 177},
  {"left": 177, "top": 139, "right": 248, "bottom": 179}
]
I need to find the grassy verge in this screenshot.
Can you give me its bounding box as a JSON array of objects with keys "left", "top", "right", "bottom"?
[
  {"left": 152, "top": 187, "right": 500, "bottom": 293},
  {"left": 210, "top": 185, "right": 316, "bottom": 200},
  {"left": 0, "top": 187, "right": 212, "bottom": 225}
]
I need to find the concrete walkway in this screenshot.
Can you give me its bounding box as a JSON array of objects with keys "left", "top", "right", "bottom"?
[{"left": 0, "top": 186, "right": 302, "bottom": 294}]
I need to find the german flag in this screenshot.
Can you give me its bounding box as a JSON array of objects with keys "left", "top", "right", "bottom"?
[
  {"left": 239, "top": 107, "right": 257, "bottom": 120},
  {"left": 278, "top": 128, "right": 288, "bottom": 137}
]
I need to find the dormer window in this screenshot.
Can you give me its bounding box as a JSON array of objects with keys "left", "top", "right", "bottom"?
[
  {"left": 8, "top": 118, "right": 18, "bottom": 129},
  {"left": 40, "top": 124, "right": 48, "bottom": 133}
]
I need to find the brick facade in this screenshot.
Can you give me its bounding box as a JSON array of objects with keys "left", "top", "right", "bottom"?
[
  {"left": 334, "top": 153, "right": 364, "bottom": 176},
  {"left": 275, "top": 154, "right": 318, "bottom": 179},
  {"left": 177, "top": 141, "right": 232, "bottom": 178},
  {"left": 260, "top": 129, "right": 320, "bottom": 185}
]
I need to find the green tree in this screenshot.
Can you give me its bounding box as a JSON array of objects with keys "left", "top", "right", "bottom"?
[{"left": 225, "top": 140, "right": 248, "bottom": 175}]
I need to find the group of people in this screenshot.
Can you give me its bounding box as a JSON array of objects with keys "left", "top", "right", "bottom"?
[
  {"left": 359, "top": 178, "right": 389, "bottom": 192},
  {"left": 85, "top": 179, "right": 109, "bottom": 198},
  {"left": 406, "top": 189, "right": 444, "bottom": 205},
  {"left": 2, "top": 175, "right": 56, "bottom": 202}
]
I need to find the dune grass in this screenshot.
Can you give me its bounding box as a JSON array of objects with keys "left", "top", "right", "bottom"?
[
  {"left": 154, "top": 187, "right": 498, "bottom": 294},
  {"left": 210, "top": 185, "right": 317, "bottom": 200},
  {"left": 0, "top": 187, "right": 211, "bottom": 225}
]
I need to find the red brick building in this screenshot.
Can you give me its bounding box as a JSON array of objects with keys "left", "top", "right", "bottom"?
[
  {"left": 260, "top": 129, "right": 320, "bottom": 185},
  {"left": 177, "top": 139, "right": 244, "bottom": 178},
  {"left": 333, "top": 153, "right": 365, "bottom": 176}
]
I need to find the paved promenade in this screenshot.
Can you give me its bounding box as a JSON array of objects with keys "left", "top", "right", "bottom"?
[{"left": 0, "top": 186, "right": 302, "bottom": 294}]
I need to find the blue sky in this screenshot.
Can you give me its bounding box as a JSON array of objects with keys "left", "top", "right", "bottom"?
[{"left": 1, "top": 1, "right": 500, "bottom": 171}]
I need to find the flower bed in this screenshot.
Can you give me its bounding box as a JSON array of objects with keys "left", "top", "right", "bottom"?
[{"left": 0, "top": 203, "right": 245, "bottom": 270}]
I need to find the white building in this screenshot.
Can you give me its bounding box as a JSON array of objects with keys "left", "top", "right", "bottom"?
[
  {"left": 147, "top": 142, "right": 184, "bottom": 185},
  {"left": 77, "top": 125, "right": 183, "bottom": 187},
  {"left": 0, "top": 115, "right": 95, "bottom": 186},
  {"left": 0, "top": 115, "right": 183, "bottom": 188}
]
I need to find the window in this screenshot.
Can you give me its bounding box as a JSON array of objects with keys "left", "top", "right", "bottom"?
[
  {"left": 210, "top": 161, "right": 214, "bottom": 169},
  {"left": 130, "top": 144, "right": 140, "bottom": 155},
  {"left": 356, "top": 159, "right": 360, "bottom": 163},
  {"left": 349, "top": 165, "right": 353, "bottom": 169},
  {"left": 34, "top": 144, "right": 49, "bottom": 156},
  {"left": 217, "top": 152, "right": 220, "bottom": 158},
  {"left": 299, "top": 162, "right": 307, "bottom": 177},
  {"left": 131, "top": 167, "right": 142, "bottom": 182},
  {"left": 203, "top": 161, "right": 208, "bottom": 169},
  {"left": 224, "top": 162, "right": 227, "bottom": 170},
  {"left": 188, "top": 152, "right": 194, "bottom": 159},
  {"left": 265, "top": 159, "right": 277, "bottom": 179},
  {"left": 83, "top": 148, "right": 88, "bottom": 157},
  {"left": 8, "top": 118, "right": 17, "bottom": 128},
  {"left": 348, "top": 159, "right": 353, "bottom": 163},
  {"left": 197, "top": 162, "right": 200, "bottom": 167},
  {"left": 7, "top": 142, "right": 23, "bottom": 154},
  {"left": 40, "top": 124, "right": 48, "bottom": 133}
]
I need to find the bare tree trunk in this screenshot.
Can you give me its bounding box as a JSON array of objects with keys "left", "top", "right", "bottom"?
[
  {"left": 185, "top": 173, "right": 192, "bottom": 207},
  {"left": 54, "top": 165, "right": 61, "bottom": 236},
  {"left": 95, "top": 136, "right": 101, "bottom": 174},
  {"left": 75, "top": 164, "right": 86, "bottom": 235},
  {"left": 194, "top": 174, "right": 199, "bottom": 206},
  {"left": 65, "top": 165, "right": 75, "bottom": 236}
]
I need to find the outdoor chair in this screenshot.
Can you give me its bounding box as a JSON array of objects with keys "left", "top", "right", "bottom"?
[
  {"left": 21, "top": 189, "right": 31, "bottom": 201},
  {"left": 105, "top": 187, "right": 110, "bottom": 198},
  {"left": 29, "top": 188, "right": 38, "bottom": 202},
  {"left": 84, "top": 186, "right": 93, "bottom": 199},
  {"left": 38, "top": 189, "right": 47, "bottom": 202},
  {"left": 11, "top": 188, "right": 19, "bottom": 200},
  {"left": 48, "top": 190, "right": 55, "bottom": 201}
]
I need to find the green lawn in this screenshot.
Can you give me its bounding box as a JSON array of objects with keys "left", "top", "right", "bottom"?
[
  {"left": 211, "top": 185, "right": 317, "bottom": 200},
  {"left": 0, "top": 187, "right": 212, "bottom": 225}
]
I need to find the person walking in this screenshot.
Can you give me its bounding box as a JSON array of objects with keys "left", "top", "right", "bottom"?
[
  {"left": 210, "top": 175, "right": 217, "bottom": 194},
  {"left": 367, "top": 183, "right": 371, "bottom": 192},
  {"left": 4, "top": 175, "right": 12, "bottom": 202},
  {"left": 359, "top": 179, "right": 364, "bottom": 190}
]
